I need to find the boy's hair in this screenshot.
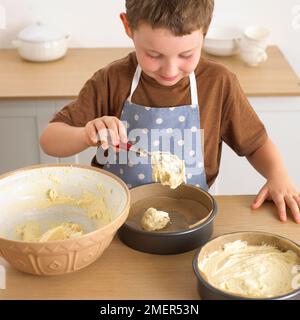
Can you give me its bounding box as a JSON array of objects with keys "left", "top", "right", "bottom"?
[{"left": 125, "top": 0, "right": 214, "bottom": 36}]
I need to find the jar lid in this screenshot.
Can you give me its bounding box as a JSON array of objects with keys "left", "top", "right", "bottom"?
[{"left": 18, "top": 22, "right": 65, "bottom": 42}]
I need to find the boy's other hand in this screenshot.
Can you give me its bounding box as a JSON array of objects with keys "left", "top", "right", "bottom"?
[
  {"left": 251, "top": 175, "right": 300, "bottom": 224},
  {"left": 84, "top": 116, "right": 128, "bottom": 149}
]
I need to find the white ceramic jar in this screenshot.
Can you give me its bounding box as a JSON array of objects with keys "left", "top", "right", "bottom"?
[{"left": 12, "top": 22, "right": 70, "bottom": 62}]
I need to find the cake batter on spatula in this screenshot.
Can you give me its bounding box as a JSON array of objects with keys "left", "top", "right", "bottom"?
[{"left": 151, "top": 151, "right": 186, "bottom": 189}]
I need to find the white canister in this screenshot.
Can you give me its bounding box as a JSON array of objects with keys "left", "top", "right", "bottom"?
[{"left": 12, "top": 22, "right": 71, "bottom": 62}]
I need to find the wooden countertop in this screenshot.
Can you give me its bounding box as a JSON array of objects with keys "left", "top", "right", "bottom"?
[
  {"left": 0, "top": 46, "right": 299, "bottom": 100},
  {"left": 1, "top": 195, "right": 300, "bottom": 300}
]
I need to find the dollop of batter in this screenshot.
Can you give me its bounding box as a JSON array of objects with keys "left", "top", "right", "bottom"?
[
  {"left": 47, "top": 188, "right": 58, "bottom": 202},
  {"left": 17, "top": 222, "right": 83, "bottom": 242},
  {"left": 45, "top": 188, "right": 112, "bottom": 222},
  {"left": 39, "top": 223, "right": 83, "bottom": 242},
  {"left": 151, "top": 152, "right": 186, "bottom": 189},
  {"left": 141, "top": 207, "right": 170, "bottom": 231},
  {"left": 15, "top": 184, "right": 112, "bottom": 242},
  {"left": 199, "top": 240, "right": 300, "bottom": 298}
]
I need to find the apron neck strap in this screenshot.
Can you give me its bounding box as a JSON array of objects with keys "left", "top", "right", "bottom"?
[
  {"left": 127, "top": 64, "right": 199, "bottom": 106},
  {"left": 189, "top": 71, "right": 198, "bottom": 106},
  {"left": 127, "top": 65, "right": 142, "bottom": 103}
]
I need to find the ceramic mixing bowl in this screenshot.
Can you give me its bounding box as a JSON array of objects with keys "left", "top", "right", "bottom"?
[{"left": 0, "top": 164, "right": 130, "bottom": 275}]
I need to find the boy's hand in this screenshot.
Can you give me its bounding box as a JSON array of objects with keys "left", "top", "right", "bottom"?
[
  {"left": 251, "top": 175, "right": 300, "bottom": 223},
  {"left": 84, "top": 116, "right": 128, "bottom": 149}
]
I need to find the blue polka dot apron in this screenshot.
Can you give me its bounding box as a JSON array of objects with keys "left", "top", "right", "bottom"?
[{"left": 96, "top": 65, "right": 208, "bottom": 190}]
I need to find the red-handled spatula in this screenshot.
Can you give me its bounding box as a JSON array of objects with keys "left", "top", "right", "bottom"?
[{"left": 115, "top": 142, "right": 150, "bottom": 157}]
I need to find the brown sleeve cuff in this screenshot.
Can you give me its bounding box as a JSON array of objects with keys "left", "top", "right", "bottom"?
[
  {"left": 226, "top": 127, "right": 269, "bottom": 157},
  {"left": 49, "top": 114, "right": 77, "bottom": 127}
]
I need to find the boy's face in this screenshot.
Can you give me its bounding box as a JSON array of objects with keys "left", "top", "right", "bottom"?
[{"left": 121, "top": 15, "right": 204, "bottom": 87}]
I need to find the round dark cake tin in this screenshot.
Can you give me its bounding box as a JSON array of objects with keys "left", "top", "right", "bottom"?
[
  {"left": 193, "top": 231, "right": 300, "bottom": 300},
  {"left": 118, "top": 183, "right": 217, "bottom": 255}
]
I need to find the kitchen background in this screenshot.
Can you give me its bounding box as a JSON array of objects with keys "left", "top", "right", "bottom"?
[
  {"left": 0, "top": 0, "right": 300, "bottom": 195},
  {"left": 0, "top": 0, "right": 300, "bottom": 75}
]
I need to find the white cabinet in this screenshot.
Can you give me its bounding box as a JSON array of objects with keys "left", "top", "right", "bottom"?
[
  {"left": 0, "top": 100, "right": 42, "bottom": 173},
  {"left": 1, "top": 97, "right": 300, "bottom": 195},
  {"left": 0, "top": 99, "right": 96, "bottom": 174},
  {"left": 211, "top": 97, "right": 300, "bottom": 195}
]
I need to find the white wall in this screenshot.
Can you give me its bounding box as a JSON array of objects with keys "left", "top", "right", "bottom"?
[{"left": 0, "top": 0, "right": 299, "bottom": 76}]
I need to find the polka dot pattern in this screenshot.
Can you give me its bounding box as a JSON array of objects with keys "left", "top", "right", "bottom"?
[
  {"left": 138, "top": 173, "right": 145, "bottom": 180},
  {"left": 178, "top": 140, "right": 184, "bottom": 146},
  {"left": 198, "top": 162, "right": 203, "bottom": 168}
]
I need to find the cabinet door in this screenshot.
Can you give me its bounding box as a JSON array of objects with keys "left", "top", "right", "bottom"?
[
  {"left": 0, "top": 101, "right": 43, "bottom": 174},
  {"left": 0, "top": 99, "right": 97, "bottom": 174},
  {"left": 213, "top": 97, "right": 300, "bottom": 195}
]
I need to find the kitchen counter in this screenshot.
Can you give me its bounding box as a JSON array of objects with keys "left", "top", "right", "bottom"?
[
  {"left": 0, "top": 46, "right": 299, "bottom": 99},
  {"left": 1, "top": 195, "right": 299, "bottom": 300}
]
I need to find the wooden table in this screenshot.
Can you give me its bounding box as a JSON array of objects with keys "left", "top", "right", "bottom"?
[
  {"left": 0, "top": 46, "right": 299, "bottom": 99},
  {"left": 1, "top": 195, "right": 299, "bottom": 300}
]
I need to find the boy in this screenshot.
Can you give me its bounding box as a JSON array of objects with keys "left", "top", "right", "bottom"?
[{"left": 40, "top": 0, "right": 300, "bottom": 223}]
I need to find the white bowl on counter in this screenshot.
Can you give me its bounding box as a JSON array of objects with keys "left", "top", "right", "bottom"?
[
  {"left": 203, "top": 26, "right": 242, "bottom": 56},
  {"left": 12, "top": 22, "right": 71, "bottom": 62}
]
